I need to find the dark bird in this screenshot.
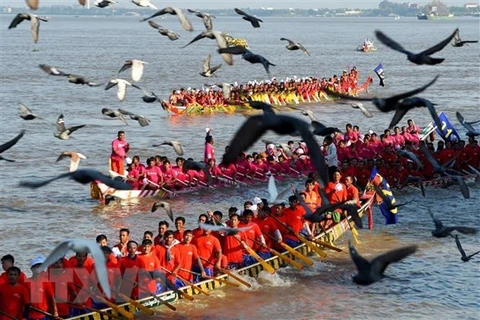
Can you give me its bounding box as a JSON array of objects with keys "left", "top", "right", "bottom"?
[
  {"left": 222, "top": 114, "right": 329, "bottom": 187},
  {"left": 128, "top": 84, "right": 161, "bottom": 104},
  {"left": 153, "top": 141, "right": 184, "bottom": 156},
  {"left": 396, "top": 150, "right": 423, "bottom": 169},
  {"left": 349, "top": 242, "right": 417, "bottom": 285},
  {"left": 218, "top": 46, "right": 276, "bottom": 78},
  {"left": 94, "top": 0, "right": 117, "bottom": 8},
  {"left": 148, "top": 21, "right": 180, "bottom": 41},
  {"left": 311, "top": 120, "right": 342, "bottom": 136},
  {"left": 187, "top": 9, "right": 215, "bottom": 30},
  {"left": 54, "top": 114, "right": 85, "bottom": 140},
  {"left": 199, "top": 223, "right": 252, "bottom": 235},
  {"left": 140, "top": 7, "right": 193, "bottom": 32},
  {"left": 375, "top": 28, "right": 458, "bottom": 65},
  {"left": 19, "top": 103, "right": 42, "bottom": 120},
  {"left": 118, "top": 109, "right": 150, "bottom": 127},
  {"left": 452, "top": 29, "right": 478, "bottom": 47},
  {"left": 454, "top": 235, "right": 480, "bottom": 262},
  {"left": 0, "top": 130, "right": 25, "bottom": 162},
  {"left": 350, "top": 103, "right": 373, "bottom": 118},
  {"left": 280, "top": 38, "right": 310, "bottom": 56},
  {"left": 39, "top": 64, "right": 103, "bottom": 87},
  {"left": 234, "top": 8, "right": 263, "bottom": 28},
  {"left": 200, "top": 54, "right": 222, "bottom": 77},
  {"left": 248, "top": 101, "right": 276, "bottom": 114},
  {"left": 8, "top": 13, "right": 48, "bottom": 44},
  {"left": 19, "top": 169, "right": 133, "bottom": 190},
  {"left": 402, "top": 176, "right": 426, "bottom": 197},
  {"left": 182, "top": 30, "right": 233, "bottom": 65},
  {"left": 456, "top": 112, "right": 480, "bottom": 137},
  {"left": 182, "top": 159, "right": 213, "bottom": 185},
  {"left": 151, "top": 201, "right": 173, "bottom": 222},
  {"left": 101, "top": 108, "right": 128, "bottom": 125},
  {"left": 388, "top": 97, "right": 441, "bottom": 130},
  {"left": 118, "top": 59, "right": 146, "bottom": 82},
  {"left": 429, "top": 209, "right": 477, "bottom": 238}
]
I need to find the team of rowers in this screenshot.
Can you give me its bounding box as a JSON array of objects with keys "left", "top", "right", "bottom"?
[{"left": 164, "top": 67, "right": 373, "bottom": 109}]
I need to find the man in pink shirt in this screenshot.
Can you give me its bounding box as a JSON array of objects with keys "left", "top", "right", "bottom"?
[
  {"left": 110, "top": 131, "right": 130, "bottom": 175},
  {"left": 204, "top": 134, "right": 215, "bottom": 164}
]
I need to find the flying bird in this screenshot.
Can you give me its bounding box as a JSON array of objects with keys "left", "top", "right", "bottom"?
[
  {"left": 148, "top": 21, "right": 180, "bottom": 41},
  {"left": 396, "top": 150, "right": 423, "bottom": 170},
  {"left": 200, "top": 54, "right": 222, "bottom": 78},
  {"left": 452, "top": 29, "right": 478, "bottom": 47},
  {"left": 311, "top": 120, "right": 342, "bottom": 136},
  {"left": 26, "top": 0, "right": 86, "bottom": 9},
  {"left": 56, "top": 152, "right": 87, "bottom": 172},
  {"left": 456, "top": 112, "right": 480, "bottom": 137},
  {"left": 39, "top": 64, "right": 103, "bottom": 87},
  {"left": 131, "top": 0, "right": 157, "bottom": 9},
  {"left": 38, "top": 239, "right": 111, "bottom": 298},
  {"left": 0, "top": 130, "right": 25, "bottom": 162},
  {"left": 94, "top": 0, "right": 117, "bottom": 8},
  {"left": 182, "top": 30, "right": 233, "bottom": 65},
  {"left": 187, "top": 9, "right": 215, "bottom": 30},
  {"left": 153, "top": 141, "right": 184, "bottom": 156},
  {"left": 8, "top": 13, "right": 49, "bottom": 44},
  {"left": 349, "top": 242, "right": 417, "bottom": 285},
  {"left": 280, "top": 38, "right": 310, "bottom": 56},
  {"left": 301, "top": 110, "right": 318, "bottom": 121},
  {"left": 218, "top": 46, "right": 276, "bottom": 77},
  {"left": 350, "top": 103, "right": 373, "bottom": 118},
  {"left": 375, "top": 28, "right": 458, "bottom": 65},
  {"left": 105, "top": 79, "right": 135, "bottom": 102},
  {"left": 234, "top": 8, "right": 263, "bottom": 28},
  {"left": 54, "top": 114, "right": 85, "bottom": 140},
  {"left": 101, "top": 108, "right": 128, "bottom": 125},
  {"left": 19, "top": 103, "right": 42, "bottom": 120},
  {"left": 199, "top": 223, "right": 252, "bottom": 235},
  {"left": 183, "top": 159, "right": 213, "bottom": 185},
  {"left": 388, "top": 97, "right": 441, "bottom": 129},
  {"left": 222, "top": 114, "right": 329, "bottom": 187},
  {"left": 151, "top": 201, "right": 173, "bottom": 222},
  {"left": 117, "top": 109, "right": 150, "bottom": 127},
  {"left": 267, "top": 175, "right": 292, "bottom": 205},
  {"left": 19, "top": 169, "right": 133, "bottom": 190},
  {"left": 141, "top": 7, "right": 193, "bottom": 32},
  {"left": 248, "top": 101, "right": 276, "bottom": 115},
  {"left": 429, "top": 209, "right": 477, "bottom": 238},
  {"left": 454, "top": 235, "right": 480, "bottom": 262},
  {"left": 118, "top": 59, "right": 147, "bottom": 82}
]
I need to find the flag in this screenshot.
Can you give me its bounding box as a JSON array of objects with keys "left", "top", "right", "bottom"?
[
  {"left": 367, "top": 167, "right": 398, "bottom": 225},
  {"left": 374, "top": 63, "right": 385, "bottom": 87},
  {"left": 436, "top": 112, "right": 461, "bottom": 142}
]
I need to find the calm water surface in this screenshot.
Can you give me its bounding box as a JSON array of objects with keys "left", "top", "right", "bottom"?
[{"left": 0, "top": 14, "right": 479, "bottom": 319}]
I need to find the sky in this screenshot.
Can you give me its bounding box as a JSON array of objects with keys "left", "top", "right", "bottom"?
[{"left": 0, "top": 0, "right": 473, "bottom": 9}]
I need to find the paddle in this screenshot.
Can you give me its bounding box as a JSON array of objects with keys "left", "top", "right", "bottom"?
[
  {"left": 28, "top": 306, "right": 63, "bottom": 320},
  {"left": 59, "top": 299, "right": 121, "bottom": 319},
  {"left": 178, "top": 268, "right": 240, "bottom": 287},
  {"left": 266, "top": 212, "right": 327, "bottom": 258},
  {"left": 262, "top": 231, "right": 314, "bottom": 266},
  {"left": 0, "top": 310, "right": 19, "bottom": 320},
  {"left": 120, "top": 278, "right": 178, "bottom": 310},
  {"left": 309, "top": 238, "right": 343, "bottom": 252},
  {"left": 143, "top": 178, "right": 176, "bottom": 196},
  {"left": 117, "top": 292, "right": 155, "bottom": 316},
  {"left": 248, "top": 237, "right": 304, "bottom": 270},
  {"left": 199, "top": 257, "right": 252, "bottom": 288},
  {"left": 233, "top": 235, "right": 276, "bottom": 274},
  {"left": 159, "top": 266, "right": 210, "bottom": 296},
  {"left": 333, "top": 193, "right": 360, "bottom": 244}
]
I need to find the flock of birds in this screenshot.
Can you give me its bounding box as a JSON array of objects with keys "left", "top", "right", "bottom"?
[{"left": 1, "top": 0, "right": 479, "bottom": 298}]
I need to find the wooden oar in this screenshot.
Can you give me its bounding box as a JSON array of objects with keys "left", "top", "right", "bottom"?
[
  {"left": 262, "top": 232, "right": 314, "bottom": 266},
  {"left": 248, "top": 237, "right": 304, "bottom": 270},
  {"left": 0, "top": 310, "right": 19, "bottom": 320},
  {"left": 199, "top": 257, "right": 252, "bottom": 288},
  {"left": 59, "top": 299, "right": 121, "bottom": 320},
  {"left": 179, "top": 268, "right": 240, "bottom": 287},
  {"left": 146, "top": 290, "right": 177, "bottom": 311},
  {"left": 75, "top": 285, "right": 134, "bottom": 320},
  {"left": 233, "top": 235, "right": 276, "bottom": 274},
  {"left": 309, "top": 238, "right": 343, "bottom": 252},
  {"left": 117, "top": 292, "right": 155, "bottom": 316},
  {"left": 160, "top": 266, "right": 210, "bottom": 296},
  {"left": 266, "top": 213, "right": 327, "bottom": 258},
  {"left": 144, "top": 178, "right": 176, "bottom": 196},
  {"left": 28, "top": 306, "right": 64, "bottom": 320}
]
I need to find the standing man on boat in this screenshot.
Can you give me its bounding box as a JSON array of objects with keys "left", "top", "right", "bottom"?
[
  {"left": 110, "top": 130, "right": 130, "bottom": 176},
  {"left": 204, "top": 128, "right": 215, "bottom": 164}
]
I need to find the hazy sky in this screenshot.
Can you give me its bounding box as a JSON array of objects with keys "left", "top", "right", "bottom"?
[{"left": 0, "top": 0, "right": 473, "bottom": 9}]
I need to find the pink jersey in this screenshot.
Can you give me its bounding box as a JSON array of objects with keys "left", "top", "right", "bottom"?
[
  {"left": 111, "top": 138, "right": 128, "bottom": 161},
  {"left": 144, "top": 166, "right": 163, "bottom": 185},
  {"left": 204, "top": 143, "right": 215, "bottom": 164}
]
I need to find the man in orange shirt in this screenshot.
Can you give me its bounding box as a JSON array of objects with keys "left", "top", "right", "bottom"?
[
  {"left": 325, "top": 170, "right": 348, "bottom": 204},
  {"left": 302, "top": 178, "right": 322, "bottom": 212},
  {"left": 281, "top": 195, "right": 309, "bottom": 248},
  {"left": 0, "top": 254, "right": 27, "bottom": 286},
  {"left": 25, "top": 256, "right": 58, "bottom": 320},
  {"left": 99, "top": 246, "right": 120, "bottom": 301},
  {"left": 0, "top": 266, "right": 30, "bottom": 320},
  {"left": 47, "top": 258, "right": 74, "bottom": 318},
  {"left": 119, "top": 241, "right": 141, "bottom": 299},
  {"left": 222, "top": 214, "right": 248, "bottom": 270},
  {"left": 173, "top": 217, "right": 186, "bottom": 242},
  {"left": 192, "top": 222, "right": 223, "bottom": 279},
  {"left": 345, "top": 176, "right": 360, "bottom": 208},
  {"left": 137, "top": 240, "right": 164, "bottom": 297},
  {"left": 192, "top": 214, "right": 208, "bottom": 238},
  {"left": 173, "top": 230, "right": 206, "bottom": 282},
  {"left": 240, "top": 210, "right": 270, "bottom": 263}
]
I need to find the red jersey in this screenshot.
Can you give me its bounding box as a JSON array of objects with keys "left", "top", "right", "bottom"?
[
  {"left": 24, "top": 275, "right": 55, "bottom": 319},
  {"left": 119, "top": 255, "right": 141, "bottom": 299},
  {"left": 325, "top": 181, "right": 348, "bottom": 203},
  {"left": 346, "top": 185, "right": 360, "bottom": 207},
  {"left": 192, "top": 234, "right": 222, "bottom": 268},
  {"left": 0, "top": 283, "right": 30, "bottom": 320},
  {"left": 256, "top": 217, "right": 279, "bottom": 247},
  {"left": 222, "top": 232, "right": 247, "bottom": 264},
  {"left": 281, "top": 206, "right": 306, "bottom": 241},
  {"left": 0, "top": 271, "right": 27, "bottom": 285},
  {"left": 48, "top": 268, "right": 74, "bottom": 316},
  {"left": 174, "top": 243, "right": 200, "bottom": 281}
]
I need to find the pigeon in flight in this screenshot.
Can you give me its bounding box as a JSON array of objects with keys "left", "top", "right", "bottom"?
[
  {"left": 451, "top": 29, "right": 478, "bottom": 47},
  {"left": 101, "top": 108, "right": 128, "bottom": 125},
  {"left": 248, "top": 101, "right": 276, "bottom": 115},
  {"left": 183, "top": 159, "right": 213, "bottom": 185},
  {"left": 454, "top": 235, "right": 480, "bottom": 262},
  {"left": 131, "top": 0, "right": 157, "bottom": 10},
  {"left": 56, "top": 152, "right": 87, "bottom": 172},
  {"left": 200, "top": 54, "right": 222, "bottom": 78},
  {"left": 19, "top": 169, "right": 133, "bottom": 190},
  {"left": 19, "top": 103, "right": 42, "bottom": 120},
  {"left": 94, "top": 0, "right": 117, "bottom": 8},
  {"left": 456, "top": 112, "right": 480, "bottom": 137},
  {"left": 147, "top": 21, "right": 180, "bottom": 41},
  {"left": 38, "top": 239, "right": 111, "bottom": 298},
  {"left": 218, "top": 46, "right": 276, "bottom": 78},
  {"left": 311, "top": 120, "right": 342, "bottom": 136},
  {"left": 153, "top": 141, "right": 184, "bottom": 156},
  {"left": 151, "top": 201, "right": 173, "bottom": 222},
  {"left": 199, "top": 223, "right": 252, "bottom": 235},
  {"left": 396, "top": 150, "right": 423, "bottom": 170},
  {"left": 54, "top": 114, "right": 85, "bottom": 140},
  {"left": 301, "top": 110, "right": 318, "bottom": 121},
  {"left": 187, "top": 9, "right": 215, "bottom": 30},
  {"left": 39, "top": 64, "right": 103, "bottom": 87},
  {"left": 350, "top": 103, "right": 373, "bottom": 118},
  {"left": 388, "top": 97, "right": 441, "bottom": 129},
  {"left": 429, "top": 209, "right": 477, "bottom": 238},
  {"left": 280, "top": 38, "right": 310, "bottom": 56},
  {"left": 375, "top": 28, "right": 458, "bottom": 65},
  {"left": 0, "top": 130, "right": 25, "bottom": 162},
  {"left": 349, "top": 242, "right": 417, "bottom": 285},
  {"left": 105, "top": 79, "right": 135, "bottom": 102},
  {"left": 234, "top": 8, "right": 263, "bottom": 28},
  {"left": 118, "top": 59, "right": 147, "bottom": 82},
  {"left": 8, "top": 13, "right": 48, "bottom": 44},
  {"left": 267, "top": 175, "right": 291, "bottom": 205},
  {"left": 182, "top": 30, "right": 233, "bottom": 65},
  {"left": 141, "top": 7, "right": 193, "bottom": 32},
  {"left": 118, "top": 109, "right": 150, "bottom": 127},
  {"left": 26, "top": 0, "right": 85, "bottom": 9}
]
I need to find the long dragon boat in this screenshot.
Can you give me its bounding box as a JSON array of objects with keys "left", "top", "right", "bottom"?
[{"left": 67, "top": 198, "right": 373, "bottom": 320}]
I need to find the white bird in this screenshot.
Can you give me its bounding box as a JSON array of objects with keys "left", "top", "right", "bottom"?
[
  {"left": 118, "top": 59, "right": 147, "bottom": 82},
  {"left": 199, "top": 223, "right": 252, "bottom": 236},
  {"left": 152, "top": 141, "right": 184, "bottom": 156},
  {"left": 8, "top": 13, "right": 49, "bottom": 44},
  {"left": 105, "top": 79, "right": 134, "bottom": 102},
  {"left": 351, "top": 103, "right": 373, "bottom": 118},
  {"left": 56, "top": 152, "right": 87, "bottom": 172},
  {"left": 151, "top": 202, "right": 173, "bottom": 222},
  {"left": 131, "top": 0, "right": 157, "bottom": 10},
  {"left": 267, "top": 175, "right": 291, "bottom": 205},
  {"left": 38, "top": 239, "right": 111, "bottom": 298}
]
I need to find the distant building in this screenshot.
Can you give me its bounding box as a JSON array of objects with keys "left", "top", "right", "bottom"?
[
  {"left": 408, "top": 3, "right": 419, "bottom": 8},
  {"left": 464, "top": 3, "right": 479, "bottom": 9}
]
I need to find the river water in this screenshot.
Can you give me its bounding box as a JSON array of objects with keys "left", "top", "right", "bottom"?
[{"left": 0, "top": 13, "right": 479, "bottom": 319}]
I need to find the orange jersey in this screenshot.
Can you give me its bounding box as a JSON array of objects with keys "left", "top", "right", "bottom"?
[
  {"left": 68, "top": 256, "right": 95, "bottom": 273},
  {"left": 0, "top": 271, "right": 27, "bottom": 286},
  {"left": 174, "top": 229, "right": 185, "bottom": 242},
  {"left": 222, "top": 232, "right": 247, "bottom": 264},
  {"left": 0, "top": 283, "right": 30, "bottom": 320},
  {"left": 137, "top": 254, "right": 161, "bottom": 294},
  {"left": 257, "top": 217, "right": 279, "bottom": 247},
  {"left": 302, "top": 189, "right": 322, "bottom": 212},
  {"left": 281, "top": 206, "right": 306, "bottom": 241},
  {"left": 346, "top": 185, "right": 360, "bottom": 207},
  {"left": 191, "top": 234, "right": 221, "bottom": 268},
  {"left": 24, "top": 275, "right": 55, "bottom": 319},
  {"left": 119, "top": 255, "right": 141, "bottom": 299},
  {"left": 174, "top": 243, "right": 200, "bottom": 281},
  {"left": 239, "top": 222, "right": 263, "bottom": 249},
  {"left": 48, "top": 268, "right": 74, "bottom": 316},
  {"left": 325, "top": 182, "right": 348, "bottom": 203}
]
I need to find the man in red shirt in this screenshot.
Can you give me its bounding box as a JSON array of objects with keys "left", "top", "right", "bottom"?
[
  {"left": 110, "top": 130, "right": 130, "bottom": 175},
  {"left": 119, "top": 241, "right": 141, "bottom": 299},
  {"left": 241, "top": 210, "right": 269, "bottom": 263},
  {"left": 173, "top": 217, "right": 186, "bottom": 242},
  {"left": 0, "top": 266, "right": 30, "bottom": 320},
  {"left": 154, "top": 221, "right": 169, "bottom": 246},
  {"left": 192, "top": 221, "right": 224, "bottom": 278},
  {"left": 222, "top": 214, "right": 248, "bottom": 270},
  {"left": 25, "top": 256, "right": 58, "bottom": 320},
  {"left": 172, "top": 230, "right": 206, "bottom": 283},
  {"left": 137, "top": 240, "right": 163, "bottom": 297},
  {"left": 0, "top": 254, "right": 27, "bottom": 286},
  {"left": 281, "top": 195, "right": 308, "bottom": 248},
  {"left": 345, "top": 176, "right": 360, "bottom": 208}
]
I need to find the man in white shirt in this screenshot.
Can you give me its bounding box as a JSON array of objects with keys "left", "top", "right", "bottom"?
[{"left": 324, "top": 135, "right": 338, "bottom": 182}]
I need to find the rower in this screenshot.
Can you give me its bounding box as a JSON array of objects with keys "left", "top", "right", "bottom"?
[
  {"left": 192, "top": 221, "right": 223, "bottom": 281},
  {"left": 0, "top": 266, "right": 30, "bottom": 320},
  {"left": 172, "top": 230, "right": 206, "bottom": 283},
  {"left": 0, "top": 254, "right": 27, "bottom": 285}
]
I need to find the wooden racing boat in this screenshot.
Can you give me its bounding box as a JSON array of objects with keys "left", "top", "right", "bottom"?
[{"left": 66, "top": 198, "right": 374, "bottom": 320}]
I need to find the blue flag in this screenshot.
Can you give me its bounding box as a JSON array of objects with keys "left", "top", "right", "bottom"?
[
  {"left": 368, "top": 167, "right": 398, "bottom": 225},
  {"left": 436, "top": 112, "right": 461, "bottom": 142},
  {"left": 374, "top": 63, "right": 385, "bottom": 87}
]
